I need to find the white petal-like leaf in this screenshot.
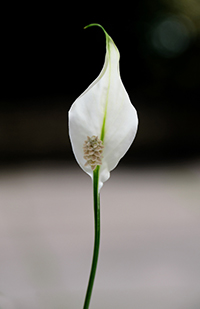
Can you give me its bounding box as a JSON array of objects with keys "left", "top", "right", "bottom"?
[{"left": 69, "top": 24, "right": 138, "bottom": 190}]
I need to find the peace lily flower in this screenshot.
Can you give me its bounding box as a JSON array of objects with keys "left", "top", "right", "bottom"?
[
  {"left": 69, "top": 24, "right": 138, "bottom": 191},
  {"left": 68, "top": 24, "right": 138, "bottom": 309}
]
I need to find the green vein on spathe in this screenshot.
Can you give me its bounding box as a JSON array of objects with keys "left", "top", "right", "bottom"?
[{"left": 84, "top": 24, "right": 113, "bottom": 144}]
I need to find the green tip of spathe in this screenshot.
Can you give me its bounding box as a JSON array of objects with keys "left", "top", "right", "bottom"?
[
  {"left": 84, "top": 23, "right": 108, "bottom": 37},
  {"left": 84, "top": 23, "right": 102, "bottom": 29}
]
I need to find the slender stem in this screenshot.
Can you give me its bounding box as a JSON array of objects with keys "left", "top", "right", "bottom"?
[{"left": 83, "top": 166, "right": 100, "bottom": 309}]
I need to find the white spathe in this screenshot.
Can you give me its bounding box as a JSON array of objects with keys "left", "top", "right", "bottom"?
[{"left": 68, "top": 24, "right": 138, "bottom": 190}]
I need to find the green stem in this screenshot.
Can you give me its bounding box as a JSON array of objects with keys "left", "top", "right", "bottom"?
[{"left": 83, "top": 166, "right": 100, "bottom": 309}]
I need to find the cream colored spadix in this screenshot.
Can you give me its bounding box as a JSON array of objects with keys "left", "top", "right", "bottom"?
[{"left": 68, "top": 24, "right": 138, "bottom": 191}]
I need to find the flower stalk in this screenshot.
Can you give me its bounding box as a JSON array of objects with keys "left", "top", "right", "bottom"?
[{"left": 83, "top": 166, "right": 100, "bottom": 309}]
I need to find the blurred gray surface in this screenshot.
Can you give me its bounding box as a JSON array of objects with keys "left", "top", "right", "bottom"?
[{"left": 0, "top": 161, "right": 200, "bottom": 308}]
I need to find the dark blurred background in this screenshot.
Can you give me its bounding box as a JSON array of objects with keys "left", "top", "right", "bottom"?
[{"left": 1, "top": 0, "right": 200, "bottom": 166}]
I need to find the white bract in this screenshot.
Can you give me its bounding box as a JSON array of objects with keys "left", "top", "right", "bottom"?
[{"left": 68, "top": 24, "right": 138, "bottom": 191}]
